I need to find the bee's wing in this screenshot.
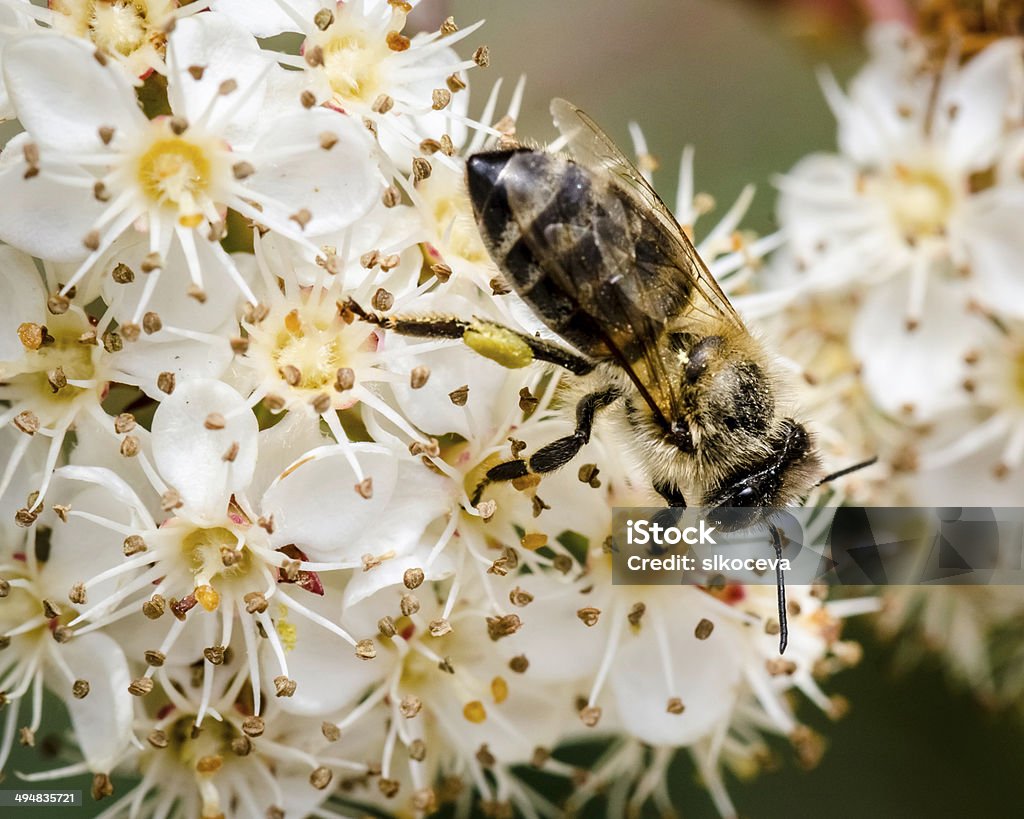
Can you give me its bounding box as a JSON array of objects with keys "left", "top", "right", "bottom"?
[{"left": 550, "top": 98, "right": 745, "bottom": 329}]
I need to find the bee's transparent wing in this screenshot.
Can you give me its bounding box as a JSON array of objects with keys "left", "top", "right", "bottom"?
[{"left": 550, "top": 98, "right": 744, "bottom": 329}]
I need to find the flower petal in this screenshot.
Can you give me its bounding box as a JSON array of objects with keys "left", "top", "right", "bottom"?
[
  {"left": 2, "top": 33, "right": 145, "bottom": 154},
  {"left": 208, "top": 0, "right": 321, "bottom": 38},
  {"left": 244, "top": 109, "right": 381, "bottom": 236},
  {"left": 151, "top": 380, "right": 258, "bottom": 521},
  {"left": 52, "top": 632, "right": 133, "bottom": 772},
  {"left": 0, "top": 245, "right": 46, "bottom": 362}
]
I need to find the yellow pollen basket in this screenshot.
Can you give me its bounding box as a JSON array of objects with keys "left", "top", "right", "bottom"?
[
  {"left": 463, "top": 323, "right": 534, "bottom": 369},
  {"left": 137, "top": 136, "right": 212, "bottom": 224}
]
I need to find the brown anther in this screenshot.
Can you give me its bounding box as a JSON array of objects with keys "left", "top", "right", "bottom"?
[
  {"left": 241, "top": 715, "right": 265, "bottom": 737},
  {"left": 279, "top": 364, "right": 301, "bottom": 387},
  {"left": 143, "top": 649, "right": 165, "bottom": 667},
  {"left": 766, "top": 658, "right": 798, "bottom": 676},
  {"left": 627, "top": 602, "right": 646, "bottom": 627},
  {"left": 400, "top": 593, "right": 420, "bottom": 616},
  {"left": 72, "top": 679, "right": 90, "bottom": 699},
  {"left": 140, "top": 252, "right": 163, "bottom": 273},
  {"left": 157, "top": 371, "right": 176, "bottom": 394},
  {"left": 308, "top": 766, "right": 332, "bottom": 790},
  {"left": 230, "top": 336, "right": 249, "bottom": 355},
  {"left": 379, "top": 253, "right": 401, "bottom": 271},
  {"left": 147, "top": 729, "right": 168, "bottom": 748},
  {"left": 113, "top": 413, "right": 136, "bottom": 434},
  {"left": 203, "top": 412, "right": 226, "bottom": 431},
  {"left": 77, "top": 330, "right": 98, "bottom": 346},
  {"left": 69, "top": 582, "right": 87, "bottom": 605},
  {"left": 244, "top": 591, "right": 268, "bottom": 614},
  {"left": 430, "top": 88, "right": 451, "bottom": 111},
  {"left": 318, "top": 131, "right": 338, "bottom": 150},
  {"left": 666, "top": 697, "right": 686, "bottom": 714},
  {"left": 0, "top": 579, "right": 8, "bottom": 598},
  {"left": 313, "top": 6, "right": 334, "bottom": 30},
  {"left": 429, "top": 618, "right": 452, "bottom": 637},
  {"left": 222, "top": 441, "right": 239, "bottom": 462},
  {"left": 371, "top": 94, "right": 394, "bottom": 114},
  {"left": 355, "top": 639, "right": 376, "bottom": 660},
  {"left": 304, "top": 44, "right": 324, "bottom": 67},
  {"left": 186, "top": 285, "right": 207, "bottom": 303},
  {"left": 47, "top": 292, "right": 70, "bottom": 314},
  {"left": 15, "top": 507, "right": 38, "bottom": 528},
  {"left": 14, "top": 411, "right": 39, "bottom": 436},
  {"left": 399, "top": 695, "right": 422, "bottom": 718},
  {"left": 91, "top": 772, "right": 114, "bottom": 801},
  {"left": 300, "top": 89, "right": 317, "bottom": 109},
  {"left": 82, "top": 229, "right": 102, "bottom": 251},
  {"left": 18, "top": 727, "right": 34, "bottom": 747},
  {"left": 407, "top": 365, "right": 431, "bottom": 389},
  {"left": 378, "top": 616, "right": 397, "bottom": 638},
  {"left": 218, "top": 78, "right": 238, "bottom": 96},
  {"left": 170, "top": 593, "right": 197, "bottom": 620},
  {"left": 17, "top": 322, "right": 45, "bottom": 350},
  {"left": 289, "top": 208, "right": 313, "bottom": 230},
  {"left": 160, "top": 488, "right": 183, "bottom": 511},
  {"left": 552, "top": 554, "right": 573, "bottom": 574},
  {"left": 306, "top": 392, "right": 330, "bottom": 414},
  {"left": 203, "top": 645, "right": 226, "bottom": 665},
  {"left": 230, "top": 736, "right": 252, "bottom": 756},
  {"left": 509, "top": 587, "right": 533, "bottom": 607},
  {"left": 386, "top": 31, "right": 410, "bottom": 51},
  {"left": 403, "top": 567, "right": 425, "bottom": 589},
  {"left": 334, "top": 367, "right": 355, "bottom": 391},
  {"left": 359, "top": 249, "right": 381, "bottom": 269},
  {"left": 440, "top": 16, "right": 458, "bottom": 34},
  {"left": 120, "top": 435, "right": 140, "bottom": 458},
  {"left": 382, "top": 185, "right": 401, "bottom": 207},
  {"left": 52, "top": 504, "right": 70, "bottom": 523},
  {"left": 42, "top": 598, "right": 62, "bottom": 619},
  {"left": 321, "top": 722, "right": 341, "bottom": 742},
  {"left": 447, "top": 73, "right": 467, "bottom": 93},
  {"left": 168, "top": 116, "right": 188, "bottom": 136},
  {"left": 371, "top": 287, "right": 394, "bottom": 311},
  {"left": 128, "top": 676, "right": 154, "bottom": 696},
  {"left": 412, "top": 156, "right": 432, "bottom": 182},
  {"left": 349, "top": 477, "right": 372, "bottom": 501},
  {"left": 695, "top": 618, "right": 715, "bottom": 640},
  {"left": 476, "top": 743, "right": 496, "bottom": 767},
  {"left": 579, "top": 705, "right": 601, "bottom": 727},
  {"left": 187, "top": 65, "right": 205, "bottom": 80},
  {"left": 438, "top": 656, "right": 455, "bottom": 674},
  {"left": 420, "top": 138, "right": 442, "bottom": 154},
  {"left": 994, "top": 462, "right": 1011, "bottom": 480},
  {"left": 195, "top": 754, "right": 223, "bottom": 774},
  {"left": 448, "top": 384, "right": 469, "bottom": 406},
  {"left": 439, "top": 134, "right": 455, "bottom": 156},
  {"left": 577, "top": 463, "right": 601, "bottom": 488},
  {"left": 576, "top": 607, "right": 601, "bottom": 627},
  {"left": 274, "top": 675, "right": 297, "bottom": 697},
  {"left": 232, "top": 161, "right": 256, "bottom": 180},
  {"left": 486, "top": 614, "right": 521, "bottom": 640},
  {"left": 378, "top": 778, "right": 400, "bottom": 798},
  {"left": 142, "top": 595, "right": 166, "bottom": 619},
  {"left": 473, "top": 46, "right": 490, "bottom": 67},
  {"left": 102, "top": 330, "right": 123, "bottom": 352},
  {"left": 123, "top": 534, "right": 147, "bottom": 556}
]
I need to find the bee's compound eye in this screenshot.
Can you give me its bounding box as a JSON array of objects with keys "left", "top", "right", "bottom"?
[{"left": 735, "top": 486, "right": 757, "bottom": 505}]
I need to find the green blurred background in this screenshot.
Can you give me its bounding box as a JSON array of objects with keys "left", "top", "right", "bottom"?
[{"left": 10, "top": 0, "right": 1024, "bottom": 816}]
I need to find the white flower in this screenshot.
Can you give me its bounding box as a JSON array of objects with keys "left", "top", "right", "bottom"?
[
  {"left": 776, "top": 24, "right": 1024, "bottom": 324},
  {"left": 0, "top": 18, "right": 381, "bottom": 319},
  {"left": 209, "top": 0, "right": 486, "bottom": 165}
]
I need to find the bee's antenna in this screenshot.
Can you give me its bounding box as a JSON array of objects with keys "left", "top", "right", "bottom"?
[
  {"left": 815, "top": 456, "right": 877, "bottom": 487},
  {"left": 769, "top": 524, "right": 788, "bottom": 655}
]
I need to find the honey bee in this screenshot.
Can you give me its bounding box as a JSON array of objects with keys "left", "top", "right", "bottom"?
[{"left": 351, "top": 99, "right": 872, "bottom": 652}]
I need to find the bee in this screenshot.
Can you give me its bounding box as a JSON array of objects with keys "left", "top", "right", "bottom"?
[{"left": 351, "top": 99, "right": 872, "bottom": 652}]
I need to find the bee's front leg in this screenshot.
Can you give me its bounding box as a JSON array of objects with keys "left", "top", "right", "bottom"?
[
  {"left": 471, "top": 388, "right": 619, "bottom": 505},
  {"left": 654, "top": 481, "right": 687, "bottom": 508}
]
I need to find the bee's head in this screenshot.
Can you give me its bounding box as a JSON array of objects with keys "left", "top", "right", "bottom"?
[{"left": 702, "top": 419, "right": 823, "bottom": 530}]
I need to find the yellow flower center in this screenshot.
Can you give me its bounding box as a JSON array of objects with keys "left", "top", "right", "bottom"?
[
  {"left": 880, "top": 165, "right": 954, "bottom": 240},
  {"left": 51, "top": 1, "right": 173, "bottom": 66},
  {"left": 181, "top": 526, "right": 253, "bottom": 595},
  {"left": 320, "top": 31, "right": 388, "bottom": 104},
  {"left": 137, "top": 134, "right": 214, "bottom": 226}
]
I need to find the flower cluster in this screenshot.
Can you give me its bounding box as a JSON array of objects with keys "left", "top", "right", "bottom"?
[
  {"left": 764, "top": 13, "right": 1024, "bottom": 708},
  {"left": 0, "top": 3, "right": 869, "bottom": 818}
]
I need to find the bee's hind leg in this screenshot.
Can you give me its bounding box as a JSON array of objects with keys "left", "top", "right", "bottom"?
[{"left": 471, "top": 388, "right": 619, "bottom": 505}]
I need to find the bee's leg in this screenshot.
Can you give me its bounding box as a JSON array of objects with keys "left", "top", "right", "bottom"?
[
  {"left": 345, "top": 300, "right": 595, "bottom": 376},
  {"left": 653, "top": 481, "right": 687, "bottom": 508},
  {"left": 471, "top": 388, "right": 619, "bottom": 504},
  {"left": 769, "top": 524, "right": 789, "bottom": 655}
]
